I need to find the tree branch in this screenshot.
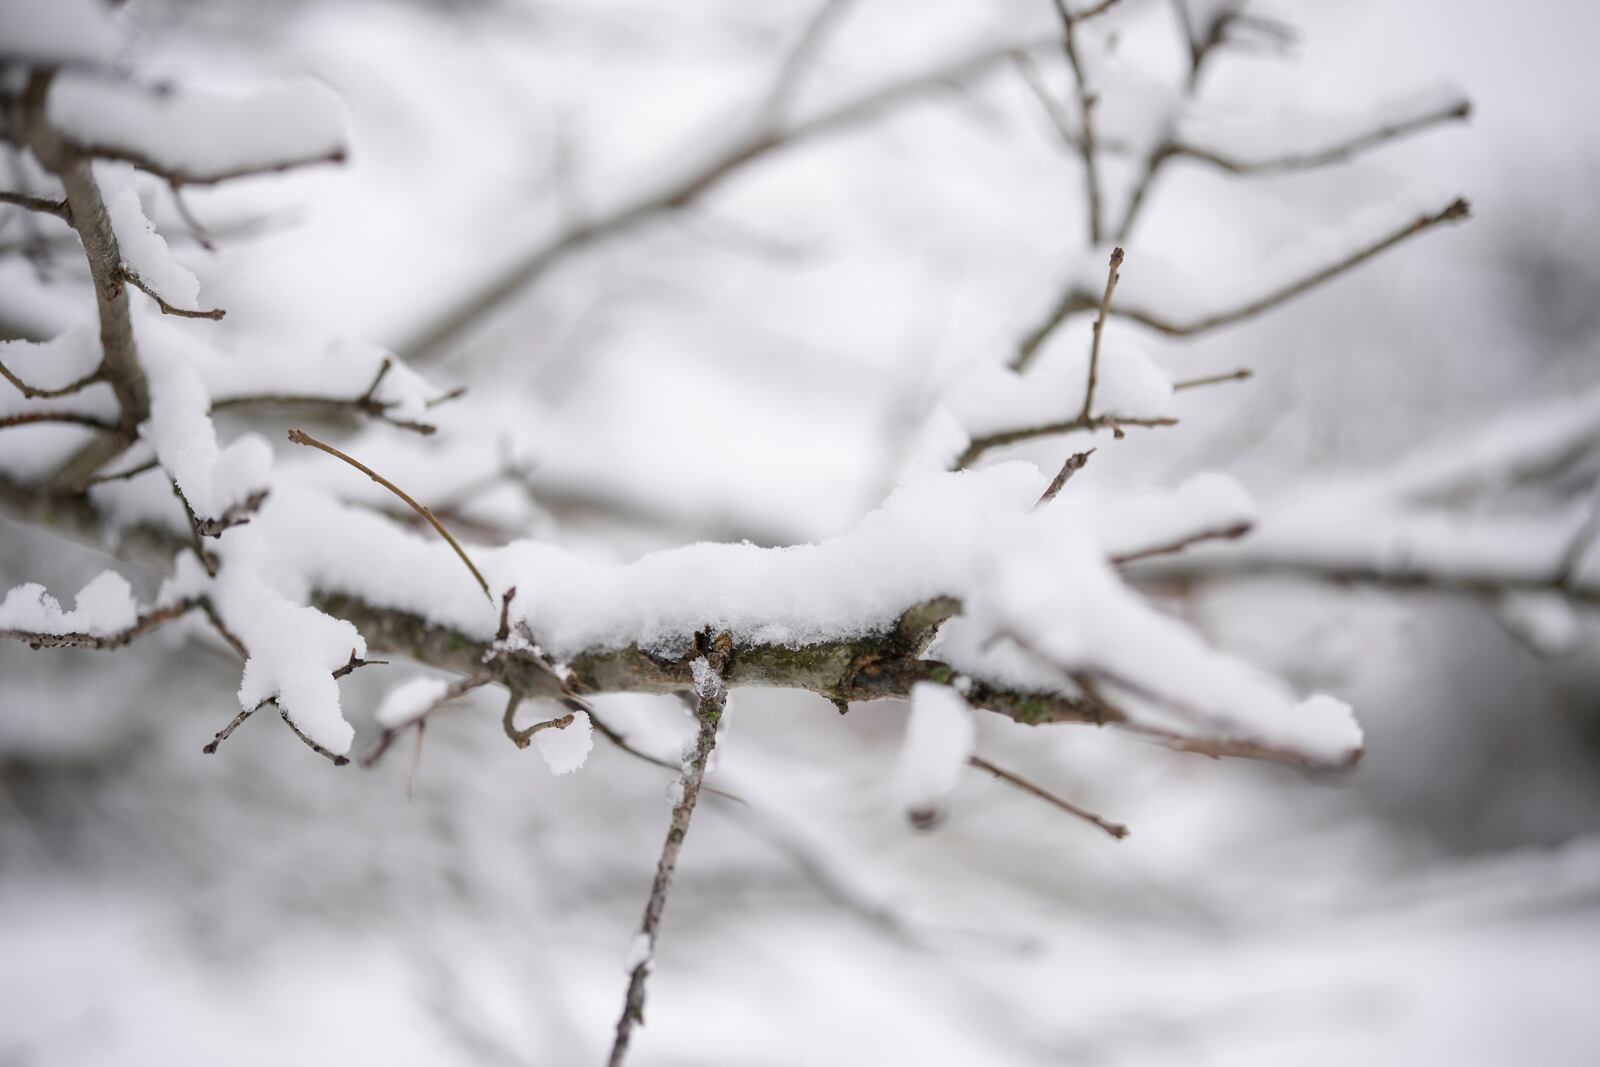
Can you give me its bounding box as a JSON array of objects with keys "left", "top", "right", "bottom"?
[
  {"left": 0, "top": 189, "right": 70, "bottom": 220},
  {"left": 1014, "top": 198, "right": 1468, "bottom": 368},
  {"left": 1169, "top": 95, "right": 1470, "bottom": 177},
  {"left": 401, "top": 29, "right": 1122, "bottom": 361},
  {"left": 609, "top": 634, "right": 731, "bottom": 1067}
]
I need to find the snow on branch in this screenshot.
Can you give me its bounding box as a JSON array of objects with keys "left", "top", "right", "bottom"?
[
  {"left": 1135, "top": 384, "right": 1600, "bottom": 606},
  {"left": 46, "top": 74, "right": 347, "bottom": 185},
  {"left": 0, "top": 0, "right": 120, "bottom": 70},
  {"left": 0, "top": 571, "right": 201, "bottom": 650}
]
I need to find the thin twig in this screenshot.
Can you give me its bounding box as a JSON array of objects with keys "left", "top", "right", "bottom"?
[
  {"left": 0, "top": 410, "right": 117, "bottom": 432},
  {"left": 609, "top": 637, "right": 732, "bottom": 1067},
  {"left": 1035, "top": 448, "right": 1094, "bottom": 508},
  {"left": 0, "top": 359, "right": 102, "bottom": 400},
  {"left": 1123, "top": 199, "right": 1470, "bottom": 336},
  {"left": 956, "top": 413, "right": 1175, "bottom": 470},
  {"left": 1079, "top": 245, "right": 1124, "bottom": 420},
  {"left": 969, "top": 754, "right": 1128, "bottom": 839},
  {"left": 1172, "top": 367, "right": 1253, "bottom": 391},
  {"left": 362, "top": 675, "right": 493, "bottom": 767},
  {"left": 754, "top": 0, "right": 855, "bottom": 129},
  {"left": 1170, "top": 96, "right": 1470, "bottom": 177},
  {"left": 1051, "top": 0, "right": 1120, "bottom": 244},
  {"left": 121, "top": 268, "right": 226, "bottom": 319},
  {"left": 0, "top": 189, "right": 70, "bottom": 220},
  {"left": 287, "top": 428, "right": 492, "bottom": 602},
  {"left": 401, "top": 29, "right": 1124, "bottom": 362},
  {"left": 74, "top": 457, "right": 158, "bottom": 490},
  {"left": 1014, "top": 198, "right": 1468, "bottom": 369},
  {"left": 166, "top": 181, "right": 216, "bottom": 252}
]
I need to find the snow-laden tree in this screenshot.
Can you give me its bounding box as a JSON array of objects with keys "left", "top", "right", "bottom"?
[{"left": 2, "top": 0, "right": 1595, "bottom": 1061}]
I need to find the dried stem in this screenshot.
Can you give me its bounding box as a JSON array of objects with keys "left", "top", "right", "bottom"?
[
  {"left": 969, "top": 754, "right": 1128, "bottom": 839},
  {"left": 287, "top": 428, "right": 492, "bottom": 602},
  {"left": 1172, "top": 367, "right": 1252, "bottom": 391}
]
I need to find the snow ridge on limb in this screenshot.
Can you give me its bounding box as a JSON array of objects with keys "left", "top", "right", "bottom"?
[{"left": 47, "top": 75, "right": 348, "bottom": 185}]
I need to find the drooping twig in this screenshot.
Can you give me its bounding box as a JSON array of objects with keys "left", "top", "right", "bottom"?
[
  {"left": 968, "top": 754, "right": 1128, "bottom": 839},
  {"left": 287, "top": 428, "right": 492, "bottom": 602},
  {"left": 166, "top": 181, "right": 216, "bottom": 252},
  {"left": 608, "top": 635, "right": 732, "bottom": 1067},
  {"left": 1079, "top": 245, "right": 1124, "bottom": 421}
]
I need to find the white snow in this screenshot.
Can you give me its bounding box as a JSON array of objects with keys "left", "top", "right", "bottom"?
[
  {"left": 624, "top": 932, "right": 653, "bottom": 973},
  {"left": 0, "top": 322, "right": 104, "bottom": 394},
  {"left": 47, "top": 74, "right": 347, "bottom": 183},
  {"left": 0, "top": 571, "right": 139, "bottom": 637},
  {"left": 374, "top": 676, "right": 450, "bottom": 729},
  {"left": 534, "top": 710, "right": 593, "bottom": 775},
  {"left": 98, "top": 165, "right": 202, "bottom": 309},
  {"left": 139, "top": 321, "right": 273, "bottom": 523},
  {"left": 0, "top": 0, "right": 119, "bottom": 67},
  {"left": 895, "top": 682, "right": 976, "bottom": 826},
  {"left": 224, "top": 567, "right": 366, "bottom": 756}
]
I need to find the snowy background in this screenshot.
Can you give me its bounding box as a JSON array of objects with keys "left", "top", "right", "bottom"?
[{"left": 3, "top": 0, "right": 1599, "bottom": 1063}]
